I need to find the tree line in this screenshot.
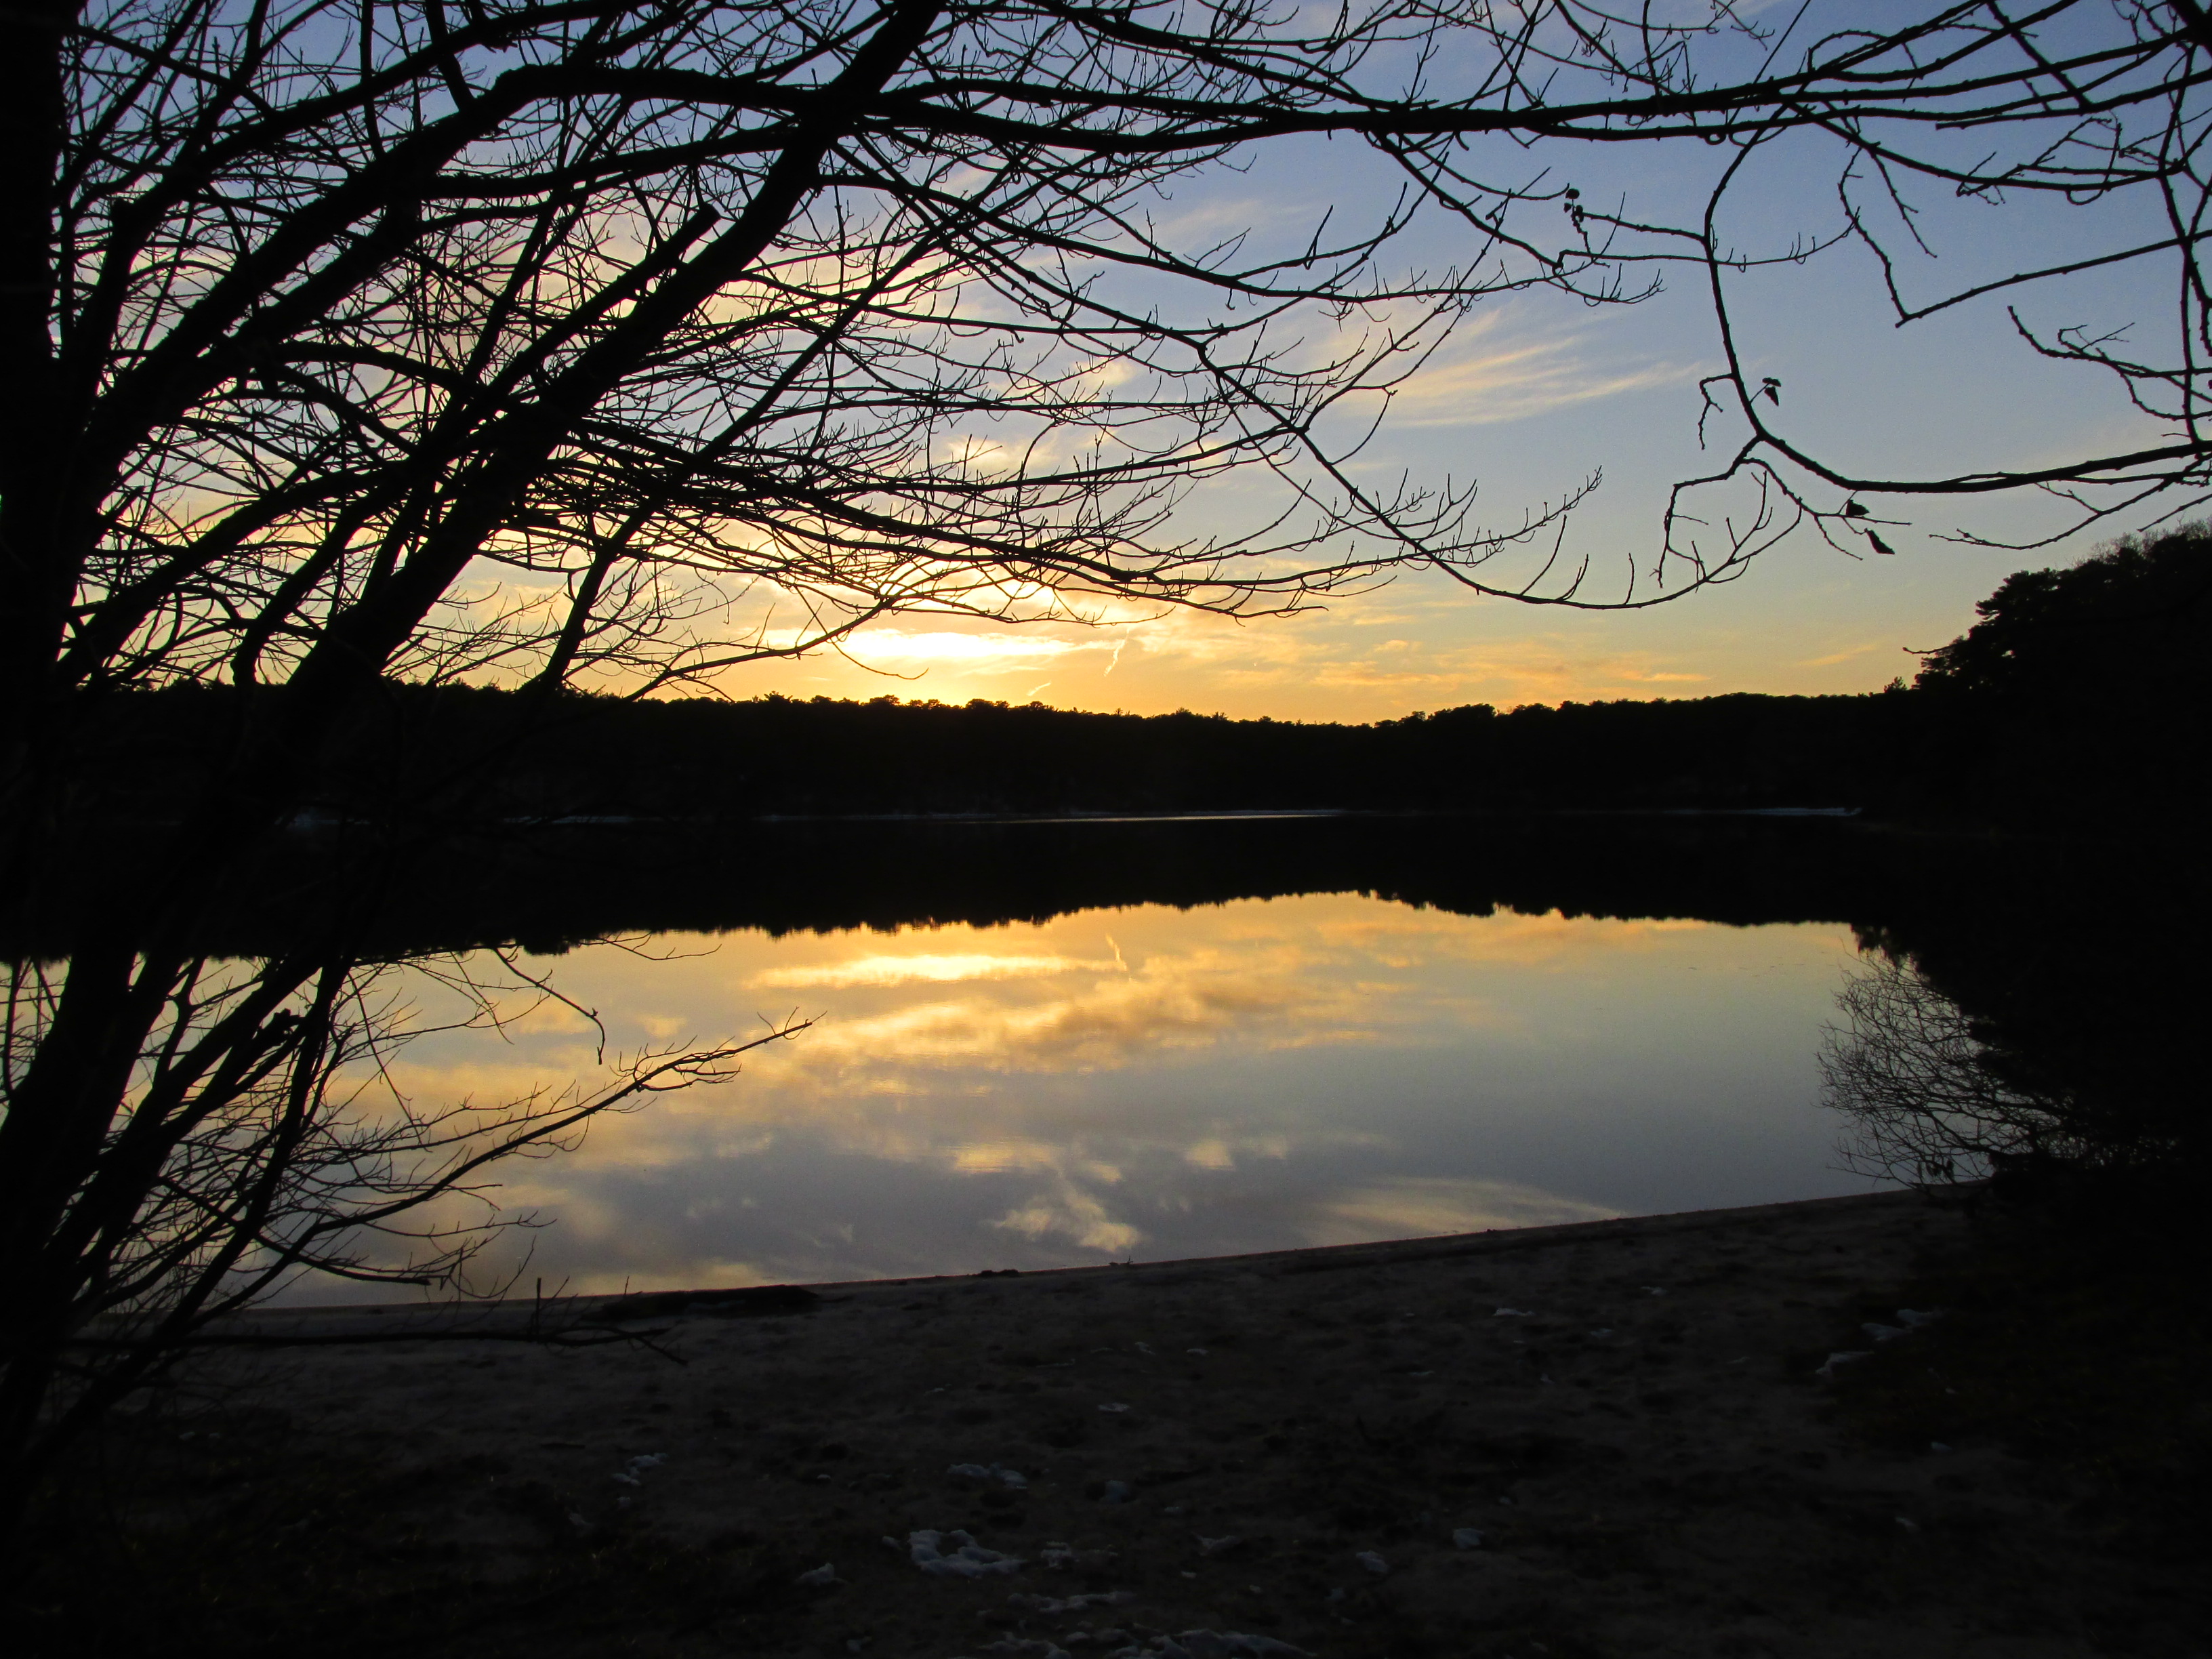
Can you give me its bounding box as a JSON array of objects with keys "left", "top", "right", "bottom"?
[{"left": 75, "top": 525, "right": 2212, "bottom": 827}]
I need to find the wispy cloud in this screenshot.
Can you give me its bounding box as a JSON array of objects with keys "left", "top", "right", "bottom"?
[
  {"left": 840, "top": 628, "right": 1109, "bottom": 664},
  {"left": 1093, "top": 614, "right": 1720, "bottom": 708},
  {"left": 1385, "top": 312, "right": 1692, "bottom": 427},
  {"left": 1797, "top": 642, "right": 1888, "bottom": 669}
]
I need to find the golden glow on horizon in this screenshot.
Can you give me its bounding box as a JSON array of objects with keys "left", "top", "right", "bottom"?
[{"left": 690, "top": 579, "right": 1946, "bottom": 723}]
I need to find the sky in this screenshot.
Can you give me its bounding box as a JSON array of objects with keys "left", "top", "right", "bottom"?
[{"left": 696, "top": 6, "right": 2184, "bottom": 724}]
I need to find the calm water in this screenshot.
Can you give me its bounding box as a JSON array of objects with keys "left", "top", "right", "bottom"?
[{"left": 293, "top": 875, "right": 1889, "bottom": 1300}]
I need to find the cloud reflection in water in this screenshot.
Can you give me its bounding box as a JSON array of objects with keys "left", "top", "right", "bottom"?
[{"left": 312, "top": 893, "right": 1878, "bottom": 1299}]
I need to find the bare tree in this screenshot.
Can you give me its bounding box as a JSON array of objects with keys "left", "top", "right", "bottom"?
[
  {"left": 7, "top": 0, "right": 2212, "bottom": 1528},
  {"left": 0, "top": 939, "right": 810, "bottom": 1473}
]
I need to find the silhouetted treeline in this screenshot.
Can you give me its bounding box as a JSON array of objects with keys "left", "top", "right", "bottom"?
[
  {"left": 69, "top": 525, "right": 2210, "bottom": 828},
  {"left": 1908, "top": 522, "right": 2212, "bottom": 819},
  {"left": 83, "top": 678, "right": 1928, "bottom": 821}
]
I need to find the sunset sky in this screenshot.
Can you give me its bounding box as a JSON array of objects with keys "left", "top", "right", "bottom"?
[{"left": 702, "top": 60, "right": 2178, "bottom": 724}]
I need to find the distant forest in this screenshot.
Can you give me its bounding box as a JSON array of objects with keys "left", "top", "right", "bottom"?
[{"left": 85, "top": 525, "right": 2211, "bottom": 827}]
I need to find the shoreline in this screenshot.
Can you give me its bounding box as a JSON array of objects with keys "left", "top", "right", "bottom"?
[
  {"left": 218, "top": 1187, "right": 1938, "bottom": 1342},
  {"left": 119, "top": 1179, "right": 2205, "bottom": 1658},
  {"left": 79, "top": 1179, "right": 2209, "bottom": 1657}
]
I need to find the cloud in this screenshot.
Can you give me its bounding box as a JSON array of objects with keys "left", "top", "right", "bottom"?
[
  {"left": 840, "top": 628, "right": 1109, "bottom": 663},
  {"left": 1096, "top": 617, "right": 1723, "bottom": 709},
  {"left": 1386, "top": 314, "right": 1692, "bottom": 427},
  {"left": 1797, "top": 642, "right": 1888, "bottom": 668}
]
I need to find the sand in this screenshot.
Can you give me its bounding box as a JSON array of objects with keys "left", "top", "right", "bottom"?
[{"left": 135, "top": 1189, "right": 2197, "bottom": 1658}]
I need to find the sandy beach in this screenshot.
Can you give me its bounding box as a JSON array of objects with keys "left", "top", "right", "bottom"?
[{"left": 83, "top": 1188, "right": 2204, "bottom": 1659}]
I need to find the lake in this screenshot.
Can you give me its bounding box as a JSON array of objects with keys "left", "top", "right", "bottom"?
[{"left": 278, "top": 815, "right": 1923, "bottom": 1300}]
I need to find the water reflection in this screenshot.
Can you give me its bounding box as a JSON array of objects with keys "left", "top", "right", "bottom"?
[
  {"left": 297, "top": 892, "right": 1881, "bottom": 1300},
  {"left": 1821, "top": 945, "right": 2202, "bottom": 1217}
]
